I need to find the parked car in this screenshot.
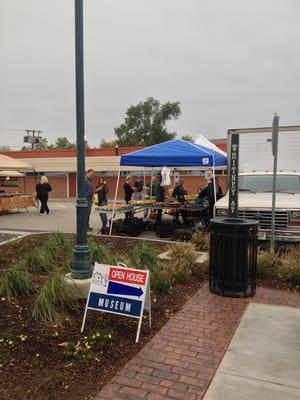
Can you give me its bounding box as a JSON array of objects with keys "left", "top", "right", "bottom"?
[{"left": 215, "top": 126, "right": 300, "bottom": 242}]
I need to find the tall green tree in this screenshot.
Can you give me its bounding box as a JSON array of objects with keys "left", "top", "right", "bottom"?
[
  {"left": 100, "top": 139, "right": 117, "bottom": 148},
  {"left": 114, "top": 97, "right": 181, "bottom": 146},
  {"left": 53, "top": 137, "right": 76, "bottom": 149}
]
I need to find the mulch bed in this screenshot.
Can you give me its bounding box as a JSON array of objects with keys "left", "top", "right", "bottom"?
[
  {"left": 0, "top": 234, "right": 207, "bottom": 400},
  {"left": 0, "top": 234, "right": 298, "bottom": 400},
  {"left": 257, "top": 273, "right": 300, "bottom": 292}
]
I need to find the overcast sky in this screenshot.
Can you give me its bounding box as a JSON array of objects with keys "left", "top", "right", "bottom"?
[{"left": 1, "top": 0, "right": 299, "bottom": 149}]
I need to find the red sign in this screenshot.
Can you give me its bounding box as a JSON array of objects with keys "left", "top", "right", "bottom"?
[{"left": 109, "top": 267, "right": 147, "bottom": 286}]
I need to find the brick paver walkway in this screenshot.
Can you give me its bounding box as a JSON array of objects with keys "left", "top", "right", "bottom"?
[{"left": 95, "top": 284, "right": 300, "bottom": 400}]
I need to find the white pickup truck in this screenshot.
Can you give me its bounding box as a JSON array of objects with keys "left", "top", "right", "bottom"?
[{"left": 215, "top": 126, "right": 300, "bottom": 242}]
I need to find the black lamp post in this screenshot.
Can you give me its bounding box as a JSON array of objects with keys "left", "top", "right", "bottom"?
[{"left": 71, "top": 0, "right": 92, "bottom": 279}]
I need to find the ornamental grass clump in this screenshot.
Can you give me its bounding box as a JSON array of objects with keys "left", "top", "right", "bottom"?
[
  {"left": 168, "top": 258, "right": 192, "bottom": 284},
  {"left": 44, "top": 231, "right": 72, "bottom": 261},
  {"left": 32, "top": 272, "right": 79, "bottom": 324},
  {"left": 167, "top": 243, "right": 196, "bottom": 283},
  {"left": 278, "top": 246, "right": 300, "bottom": 284},
  {"left": 24, "top": 248, "right": 53, "bottom": 274},
  {"left": 151, "top": 262, "right": 174, "bottom": 294},
  {"left": 168, "top": 243, "right": 195, "bottom": 268},
  {"left": 256, "top": 251, "right": 282, "bottom": 279},
  {"left": 88, "top": 239, "right": 115, "bottom": 264},
  {"left": 191, "top": 230, "right": 210, "bottom": 251},
  {"left": 0, "top": 264, "right": 36, "bottom": 298},
  {"left": 127, "top": 241, "right": 159, "bottom": 271}
]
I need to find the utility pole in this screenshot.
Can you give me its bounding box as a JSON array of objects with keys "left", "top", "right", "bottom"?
[
  {"left": 24, "top": 129, "right": 43, "bottom": 150},
  {"left": 70, "top": 0, "right": 92, "bottom": 279}
]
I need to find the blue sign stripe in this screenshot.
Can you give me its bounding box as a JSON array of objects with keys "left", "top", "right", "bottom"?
[{"left": 88, "top": 292, "right": 142, "bottom": 318}]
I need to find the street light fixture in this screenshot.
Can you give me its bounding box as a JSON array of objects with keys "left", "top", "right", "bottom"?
[{"left": 70, "top": 0, "right": 92, "bottom": 280}]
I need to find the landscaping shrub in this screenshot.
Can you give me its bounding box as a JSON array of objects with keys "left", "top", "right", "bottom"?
[
  {"left": 32, "top": 272, "right": 79, "bottom": 324},
  {"left": 191, "top": 230, "right": 210, "bottom": 251},
  {"left": 88, "top": 240, "right": 109, "bottom": 263},
  {"left": 168, "top": 258, "right": 192, "bottom": 284},
  {"left": 278, "top": 247, "right": 300, "bottom": 284},
  {"left": 24, "top": 248, "right": 53, "bottom": 273},
  {"left": 256, "top": 251, "right": 282, "bottom": 279},
  {"left": 0, "top": 264, "right": 36, "bottom": 298},
  {"left": 44, "top": 231, "right": 72, "bottom": 261},
  {"left": 127, "top": 241, "right": 159, "bottom": 271},
  {"left": 151, "top": 262, "right": 174, "bottom": 294},
  {"left": 168, "top": 243, "right": 195, "bottom": 268}
]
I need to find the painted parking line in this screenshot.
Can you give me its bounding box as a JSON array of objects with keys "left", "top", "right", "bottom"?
[{"left": 52, "top": 203, "right": 68, "bottom": 209}]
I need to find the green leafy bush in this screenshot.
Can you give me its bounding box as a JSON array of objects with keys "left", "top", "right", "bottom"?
[
  {"left": 191, "top": 230, "right": 209, "bottom": 251},
  {"left": 0, "top": 265, "right": 36, "bottom": 298},
  {"left": 32, "top": 272, "right": 79, "bottom": 324},
  {"left": 256, "top": 251, "right": 281, "bottom": 279}
]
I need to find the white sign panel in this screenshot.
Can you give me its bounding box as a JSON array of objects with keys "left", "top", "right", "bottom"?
[{"left": 81, "top": 263, "right": 151, "bottom": 343}]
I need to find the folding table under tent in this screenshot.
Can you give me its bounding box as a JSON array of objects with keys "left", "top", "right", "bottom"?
[{"left": 108, "top": 139, "right": 227, "bottom": 235}]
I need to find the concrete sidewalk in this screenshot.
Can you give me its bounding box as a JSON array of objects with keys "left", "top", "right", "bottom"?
[
  {"left": 204, "top": 303, "right": 300, "bottom": 400},
  {"left": 95, "top": 285, "right": 300, "bottom": 400}
]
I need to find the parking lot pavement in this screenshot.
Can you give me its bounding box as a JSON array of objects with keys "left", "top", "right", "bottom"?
[{"left": 0, "top": 200, "right": 103, "bottom": 234}]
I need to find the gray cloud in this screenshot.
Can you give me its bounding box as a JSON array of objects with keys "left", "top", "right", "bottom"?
[{"left": 1, "top": 0, "right": 299, "bottom": 148}]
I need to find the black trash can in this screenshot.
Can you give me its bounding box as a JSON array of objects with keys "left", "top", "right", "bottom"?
[{"left": 209, "top": 217, "right": 258, "bottom": 298}]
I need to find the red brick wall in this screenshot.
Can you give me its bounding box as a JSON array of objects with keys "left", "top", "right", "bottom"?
[
  {"left": 12, "top": 174, "right": 227, "bottom": 199},
  {"left": 17, "top": 176, "right": 67, "bottom": 198}
]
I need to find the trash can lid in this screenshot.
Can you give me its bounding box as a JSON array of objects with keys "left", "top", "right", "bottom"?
[{"left": 210, "top": 217, "right": 259, "bottom": 227}]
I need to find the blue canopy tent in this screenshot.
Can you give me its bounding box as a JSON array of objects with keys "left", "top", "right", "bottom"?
[
  {"left": 120, "top": 139, "right": 227, "bottom": 167},
  {"left": 109, "top": 139, "right": 227, "bottom": 235}
]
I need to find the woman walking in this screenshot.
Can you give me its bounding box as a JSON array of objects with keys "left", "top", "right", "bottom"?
[
  {"left": 95, "top": 177, "right": 109, "bottom": 233},
  {"left": 36, "top": 176, "right": 52, "bottom": 215}
]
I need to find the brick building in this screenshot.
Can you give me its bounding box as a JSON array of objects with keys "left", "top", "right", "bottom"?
[{"left": 1, "top": 140, "right": 227, "bottom": 199}]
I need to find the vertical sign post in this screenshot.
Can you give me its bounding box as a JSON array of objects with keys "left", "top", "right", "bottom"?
[
  {"left": 270, "top": 113, "right": 279, "bottom": 254},
  {"left": 228, "top": 133, "right": 239, "bottom": 218}
]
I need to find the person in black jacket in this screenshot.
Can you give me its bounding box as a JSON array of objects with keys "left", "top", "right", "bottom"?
[
  {"left": 172, "top": 180, "right": 187, "bottom": 224},
  {"left": 36, "top": 176, "right": 52, "bottom": 215},
  {"left": 172, "top": 180, "right": 186, "bottom": 203},
  {"left": 155, "top": 174, "right": 165, "bottom": 233},
  {"left": 124, "top": 175, "right": 134, "bottom": 220},
  {"left": 95, "top": 177, "right": 109, "bottom": 233}
]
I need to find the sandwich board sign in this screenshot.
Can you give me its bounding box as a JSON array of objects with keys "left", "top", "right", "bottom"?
[{"left": 81, "top": 263, "right": 151, "bottom": 343}]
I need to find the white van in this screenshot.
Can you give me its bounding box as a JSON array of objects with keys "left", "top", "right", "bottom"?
[{"left": 215, "top": 126, "right": 300, "bottom": 242}]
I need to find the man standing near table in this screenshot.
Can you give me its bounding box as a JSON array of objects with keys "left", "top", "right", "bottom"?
[{"left": 85, "top": 169, "right": 94, "bottom": 231}]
